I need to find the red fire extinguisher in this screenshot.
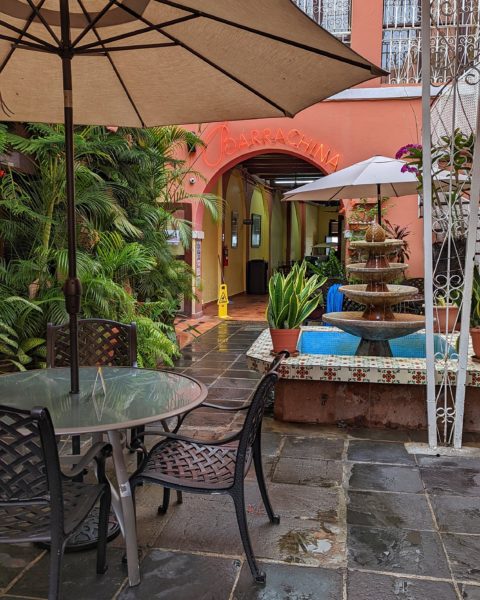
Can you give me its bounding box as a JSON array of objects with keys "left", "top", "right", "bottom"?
[{"left": 222, "top": 245, "right": 229, "bottom": 267}]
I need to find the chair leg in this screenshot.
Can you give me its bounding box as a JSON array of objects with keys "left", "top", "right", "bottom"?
[
  {"left": 253, "top": 445, "right": 280, "bottom": 525},
  {"left": 158, "top": 487, "right": 170, "bottom": 515},
  {"left": 176, "top": 491, "right": 183, "bottom": 504},
  {"left": 232, "top": 489, "right": 266, "bottom": 584},
  {"left": 96, "top": 486, "right": 111, "bottom": 574},
  {"left": 48, "top": 537, "right": 65, "bottom": 600}
]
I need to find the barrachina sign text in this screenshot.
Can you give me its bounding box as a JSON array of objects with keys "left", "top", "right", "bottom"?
[{"left": 200, "top": 123, "right": 340, "bottom": 171}]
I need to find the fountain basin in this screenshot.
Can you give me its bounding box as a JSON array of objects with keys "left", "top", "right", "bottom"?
[
  {"left": 347, "top": 262, "right": 407, "bottom": 282},
  {"left": 246, "top": 327, "right": 480, "bottom": 432},
  {"left": 339, "top": 284, "right": 419, "bottom": 306},
  {"left": 298, "top": 329, "right": 453, "bottom": 358},
  {"left": 323, "top": 311, "right": 426, "bottom": 340}
]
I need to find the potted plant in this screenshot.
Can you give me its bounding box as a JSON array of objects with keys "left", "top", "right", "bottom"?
[
  {"left": 267, "top": 261, "right": 325, "bottom": 353},
  {"left": 434, "top": 294, "right": 460, "bottom": 334},
  {"left": 470, "top": 266, "right": 480, "bottom": 357}
]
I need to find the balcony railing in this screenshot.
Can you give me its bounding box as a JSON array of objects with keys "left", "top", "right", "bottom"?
[
  {"left": 293, "top": 0, "right": 352, "bottom": 45},
  {"left": 382, "top": 0, "right": 480, "bottom": 85}
]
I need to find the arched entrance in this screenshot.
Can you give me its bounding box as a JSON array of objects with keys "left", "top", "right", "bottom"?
[{"left": 199, "top": 149, "right": 341, "bottom": 315}]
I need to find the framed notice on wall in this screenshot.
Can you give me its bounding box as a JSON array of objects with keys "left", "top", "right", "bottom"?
[
  {"left": 251, "top": 214, "right": 261, "bottom": 248},
  {"left": 231, "top": 211, "right": 238, "bottom": 248}
]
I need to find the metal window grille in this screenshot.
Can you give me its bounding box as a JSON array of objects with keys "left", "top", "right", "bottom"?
[
  {"left": 382, "top": 0, "right": 480, "bottom": 85},
  {"left": 293, "top": 0, "right": 352, "bottom": 44}
]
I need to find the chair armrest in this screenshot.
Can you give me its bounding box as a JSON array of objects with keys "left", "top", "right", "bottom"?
[
  {"left": 62, "top": 442, "right": 112, "bottom": 481},
  {"left": 130, "top": 428, "right": 241, "bottom": 452}
]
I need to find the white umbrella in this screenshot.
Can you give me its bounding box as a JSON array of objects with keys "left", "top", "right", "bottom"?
[
  {"left": 283, "top": 155, "right": 419, "bottom": 225},
  {"left": 0, "top": 1, "right": 384, "bottom": 393}
]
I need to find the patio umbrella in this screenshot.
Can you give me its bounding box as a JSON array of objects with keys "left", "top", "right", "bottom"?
[
  {"left": 283, "top": 155, "right": 419, "bottom": 225},
  {"left": 0, "top": 1, "right": 384, "bottom": 394}
]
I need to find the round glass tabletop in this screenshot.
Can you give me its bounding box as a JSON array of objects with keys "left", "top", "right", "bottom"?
[{"left": 0, "top": 367, "right": 207, "bottom": 434}]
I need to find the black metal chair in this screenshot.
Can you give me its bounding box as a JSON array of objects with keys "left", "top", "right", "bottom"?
[
  {"left": 46, "top": 319, "right": 137, "bottom": 369},
  {"left": 0, "top": 405, "right": 112, "bottom": 600},
  {"left": 129, "top": 352, "right": 289, "bottom": 584},
  {"left": 46, "top": 319, "right": 142, "bottom": 464}
]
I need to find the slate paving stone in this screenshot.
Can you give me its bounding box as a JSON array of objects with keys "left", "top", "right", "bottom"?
[
  {"left": 0, "top": 544, "right": 45, "bottom": 593},
  {"left": 182, "top": 367, "right": 228, "bottom": 377},
  {"left": 347, "top": 570, "right": 458, "bottom": 600},
  {"left": 347, "top": 441, "right": 416, "bottom": 466},
  {"left": 416, "top": 455, "right": 480, "bottom": 470},
  {"left": 348, "top": 428, "right": 411, "bottom": 443},
  {"left": 281, "top": 436, "right": 344, "bottom": 461},
  {"left": 191, "top": 359, "right": 234, "bottom": 368},
  {"left": 9, "top": 548, "right": 127, "bottom": 600},
  {"left": 212, "top": 378, "right": 259, "bottom": 390},
  {"left": 461, "top": 584, "right": 480, "bottom": 599},
  {"left": 224, "top": 369, "right": 262, "bottom": 380},
  {"left": 421, "top": 467, "right": 480, "bottom": 496},
  {"left": 236, "top": 480, "right": 340, "bottom": 524},
  {"left": 232, "top": 562, "right": 343, "bottom": 600},
  {"left": 272, "top": 457, "right": 343, "bottom": 487},
  {"left": 154, "top": 503, "right": 344, "bottom": 567},
  {"left": 431, "top": 495, "right": 480, "bottom": 533},
  {"left": 118, "top": 550, "right": 239, "bottom": 600},
  {"left": 259, "top": 432, "right": 283, "bottom": 457},
  {"left": 347, "top": 491, "right": 435, "bottom": 531},
  {"left": 348, "top": 463, "right": 424, "bottom": 494},
  {"left": 442, "top": 534, "right": 480, "bottom": 582},
  {"left": 347, "top": 526, "right": 451, "bottom": 578},
  {"left": 206, "top": 387, "right": 253, "bottom": 401}
]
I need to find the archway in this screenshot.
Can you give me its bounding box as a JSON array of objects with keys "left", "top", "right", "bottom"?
[{"left": 199, "top": 148, "right": 340, "bottom": 314}]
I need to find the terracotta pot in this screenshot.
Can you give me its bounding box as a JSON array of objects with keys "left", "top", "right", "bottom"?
[
  {"left": 270, "top": 328, "right": 300, "bottom": 354},
  {"left": 434, "top": 305, "right": 460, "bottom": 333},
  {"left": 471, "top": 327, "right": 480, "bottom": 358}
]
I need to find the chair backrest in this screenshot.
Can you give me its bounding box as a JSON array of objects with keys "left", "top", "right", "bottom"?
[
  {"left": 234, "top": 353, "right": 286, "bottom": 480},
  {"left": 47, "top": 319, "right": 137, "bottom": 368},
  {"left": 0, "top": 405, "right": 63, "bottom": 530}
]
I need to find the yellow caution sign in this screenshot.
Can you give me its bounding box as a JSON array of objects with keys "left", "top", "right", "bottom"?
[{"left": 217, "top": 283, "right": 229, "bottom": 319}]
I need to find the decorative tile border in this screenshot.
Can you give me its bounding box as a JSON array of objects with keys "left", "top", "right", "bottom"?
[{"left": 246, "top": 327, "right": 480, "bottom": 387}]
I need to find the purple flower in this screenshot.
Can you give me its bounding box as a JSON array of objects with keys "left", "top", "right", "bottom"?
[
  {"left": 396, "top": 143, "right": 422, "bottom": 160},
  {"left": 401, "top": 164, "right": 418, "bottom": 174}
]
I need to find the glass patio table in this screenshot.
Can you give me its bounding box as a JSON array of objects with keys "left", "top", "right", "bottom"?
[{"left": 0, "top": 366, "right": 208, "bottom": 587}]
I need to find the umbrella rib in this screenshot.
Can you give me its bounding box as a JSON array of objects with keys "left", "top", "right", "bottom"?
[
  {"left": 79, "top": 43, "right": 177, "bottom": 53},
  {"left": 0, "top": 32, "right": 53, "bottom": 53},
  {"left": 152, "top": 0, "right": 381, "bottom": 74},
  {"left": 0, "top": 18, "right": 56, "bottom": 51},
  {"left": 75, "top": 15, "right": 198, "bottom": 52},
  {"left": 109, "top": 0, "right": 290, "bottom": 116},
  {"left": 76, "top": 0, "right": 147, "bottom": 128},
  {"left": 0, "top": 0, "right": 49, "bottom": 76},
  {"left": 24, "top": 0, "right": 61, "bottom": 46},
  {"left": 71, "top": 0, "right": 119, "bottom": 47}
]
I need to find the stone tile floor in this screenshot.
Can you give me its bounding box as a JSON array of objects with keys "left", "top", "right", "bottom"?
[{"left": 2, "top": 320, "right": 480, "bottom": 599}]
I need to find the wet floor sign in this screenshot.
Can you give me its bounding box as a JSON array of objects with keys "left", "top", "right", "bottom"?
[{"left": 217, "top": 283, "right": 229, "bottom": 319}]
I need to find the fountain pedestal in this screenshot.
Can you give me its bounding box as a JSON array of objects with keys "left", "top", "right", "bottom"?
[{"left": 323, "top": 237, "right": 425, "bottom": 357}]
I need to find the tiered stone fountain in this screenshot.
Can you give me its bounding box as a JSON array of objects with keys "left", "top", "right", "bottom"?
[{"left": 323, "top": 224, "right": 425, "bottom": 357}]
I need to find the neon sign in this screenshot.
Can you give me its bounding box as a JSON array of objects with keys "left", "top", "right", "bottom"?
[{"left": 199, "top": 123, "right": 340, "bottom": 171}]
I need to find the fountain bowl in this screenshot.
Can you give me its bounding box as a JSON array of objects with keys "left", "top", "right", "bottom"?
[
  {"left": 339, "top": 284, "right": 419, "bottom": 306},
  {"left": 346, "top": 262, "right": 407, "bottom": 283},
  {"left": 323, "top": 311, "right": 425, "bottom": 341}
]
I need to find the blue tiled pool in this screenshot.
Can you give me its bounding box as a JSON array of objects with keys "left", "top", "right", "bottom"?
[{"left": 298, "top": 330, "right": 454, "bottom": 358}]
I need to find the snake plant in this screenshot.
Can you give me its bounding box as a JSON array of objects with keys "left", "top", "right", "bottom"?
[{"left": 267, "top": 261, "right": 326, "bottom": 329}]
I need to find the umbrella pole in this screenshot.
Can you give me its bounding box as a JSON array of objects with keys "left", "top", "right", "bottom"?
[
  {"left": 377, "top": 183, "right": 382, "bottom": 226},
  {"left": 60, "top": 0, "right": 81, "bottom": 400}
]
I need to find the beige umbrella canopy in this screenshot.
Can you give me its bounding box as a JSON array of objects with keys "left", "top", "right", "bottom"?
[
  {"left": 0, "top": 0, "right": 384, "bottom": 126},
  {"left": 0, "top": 0, "right": 384, "bottom": 393}
]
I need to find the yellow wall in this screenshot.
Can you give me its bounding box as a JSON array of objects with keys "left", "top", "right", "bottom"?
[
  {"left": 224, "top": 173, "right": 247, "bottom": 296},
  {"left": 305, "top": 204, "right": 320, "bottom": 256},
  {"left": 201, "top": 180, "right": 222, "bottom": 304},
  {"left": 270, "top": 191, "right": 285, "bottom": 271},
  {"left": 290, "top": 203, "right": 302, "bottom": 261},
  {"left": 249, "top": 187, "right": 270, "bottom": 262}
]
